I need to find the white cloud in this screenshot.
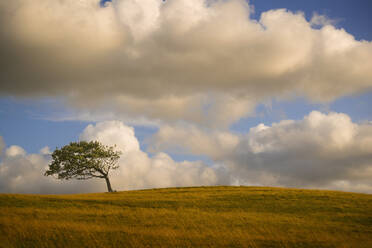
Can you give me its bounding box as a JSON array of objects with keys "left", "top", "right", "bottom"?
[
  {"left": 39, "top": 146, "right": 51, "bottom": 155},
  {"left": 1, "top": 111, "right": 372, "bottom": 194},
  {"left": 0, "top": 140, "right": 101, "bottom": 194},
  {"left": 114, "top": 0, "right": 162, "bottom": 41},
  {"left": 0, "top": 121, "right": 223, "bottom": 194},
  {"left": 149, "top": 111, "right": 372, "bottom": 193},
  {"left": 0, "top": 0, "right": 372, "bottom": 194},
  {"left": 310, "top": 13, "right": 338, "bottom": 27},
  {"left": 0, "top": 0, "right": 371, "bottom": 126},
  {"left": 5, "top": 146, "right": 27, "bottom": 157},
  {"left": 80, "top": 121, "right": 222, "bottom": 190},
  {"left": 80, "top": 121, "right": 141, "bottom": 152},
  {"left": 148, "top": 124, "right": 239, "bottom": 160}
]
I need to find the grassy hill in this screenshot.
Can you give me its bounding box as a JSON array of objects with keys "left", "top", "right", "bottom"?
[{"left": 0, "top": 186, "right": 371, "bottom": 248}]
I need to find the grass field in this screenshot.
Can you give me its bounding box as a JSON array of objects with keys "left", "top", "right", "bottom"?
[{"left": 0, "top": 186, "right": 371, "bottom": 248}]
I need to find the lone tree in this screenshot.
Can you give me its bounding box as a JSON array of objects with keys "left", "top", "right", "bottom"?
[{"left": 45, "top": 141, "right": 121, "bottom": 192}]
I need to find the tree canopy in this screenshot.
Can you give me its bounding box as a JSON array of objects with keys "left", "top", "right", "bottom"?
[{"left": 45, "top": 141, "right": 121, "bottom": 192}]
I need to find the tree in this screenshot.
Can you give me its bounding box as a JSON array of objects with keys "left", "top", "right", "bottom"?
[{"left": 45, "top": 141, "right": 121, "bottom": 192}]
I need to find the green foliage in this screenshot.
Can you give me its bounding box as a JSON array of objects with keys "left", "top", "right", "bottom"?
[
  {"left": 0, "top": 186, "right": 371, "bottom": 248},
  {"left": 44, "top": 141, "right": 121, "bottom": 192}
]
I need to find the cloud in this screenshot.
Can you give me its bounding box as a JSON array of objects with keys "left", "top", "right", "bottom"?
[
  {"left": 148, "top": 124, "right": 239, "bottom": 160},
  {"left": 0, "top": 121, "right": 223, "bottom": 194},
  {"left": 0, "top": 136, "right": 4, "bottom": 157},
  {"left": 149, "top": 111, "right": 372, "bottom": 193},
  {"left": 0, "top": 0, "right": 371, "bottom": 126},
  {"left": 0, "top": 1, "right": 371, "bottom": 194},
  {"left": 39, "top": 146, "right": 51, "bottom": 155},
  {"left": 80, "top": 121, "right": 141, "bottom": 152},
  {"left": 1, "top": 112, "right": 372, "bottom": 194},
  {"left": 0, "top": 140, "right": 100, "bottom": 194},
  {"left": 5, "top": 145, "right": 27, "bottom": 157},
  {"left": 310, "top": 13, "right": 338, "bottom": 27},
  {"left": 79, "top": 121, "right": 223, "bottom": 189}
]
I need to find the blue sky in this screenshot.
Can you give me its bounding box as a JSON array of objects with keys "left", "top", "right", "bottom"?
[{"left": 0, "top": 0, "right": 371, "bottom": 193}]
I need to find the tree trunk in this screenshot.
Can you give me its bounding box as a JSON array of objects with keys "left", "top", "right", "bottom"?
[{"left": 104, "top": 176, "right": 113, "bottom": 192}]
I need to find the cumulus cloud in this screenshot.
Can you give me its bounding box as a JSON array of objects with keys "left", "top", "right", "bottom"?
[
  {"left": 79, "top": 121, "right": 223, "bottom": 189},
  {"left": 0, "top": 0, "right": 371, "bottom": 126},
  {"left": 5, "top": 145, "right": 27, "bottom": 157},
  {"left": 0, "top": 140, "right": 101, "bottom": 194},
  {"left": 1, "top": 111, "right": 372, "bottom": 194},
  {"left": 80, "top": 121, "right": 141, "bottom": 152},
  {"left": 0, "top": 121, "right": 223, "bottom": 194},
  {"left": 149, "top": 125, "right": 239, "bottom": 160},
  {"left": 0, "top": 1, "right": 371, "bottom": 194},
  {"left": 149, "top": 111, "right": 372, "bottom": 193}
]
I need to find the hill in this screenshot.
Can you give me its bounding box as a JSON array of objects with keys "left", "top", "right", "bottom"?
[{"left": 0, "top": 186, "right": 371, "bottom": 248}]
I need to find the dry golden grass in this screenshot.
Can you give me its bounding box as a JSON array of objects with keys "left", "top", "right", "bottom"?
[{"left": 0, "top": 186, "right": 371, "bottom": 247}]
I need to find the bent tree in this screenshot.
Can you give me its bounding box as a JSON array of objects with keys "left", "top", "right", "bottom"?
[{"left": 45, "top": 141, "right": 121, "bottom": 192}]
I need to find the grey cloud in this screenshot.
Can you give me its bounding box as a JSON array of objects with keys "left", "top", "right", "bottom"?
[
  {"left": 0, "top": 0, "right": 371, "bottom": 126},
  {"left": 0, "top": 136, "right": 4, "bottom": 157}
]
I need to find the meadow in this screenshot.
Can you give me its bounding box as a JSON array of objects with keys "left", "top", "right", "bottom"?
[{"left": 0, "top": 186, "right": 371, "bottom": 248}]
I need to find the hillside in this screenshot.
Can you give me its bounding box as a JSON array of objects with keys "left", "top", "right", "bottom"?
[{"left": 0, "top": 186, "right": 371, "bottom": 248}]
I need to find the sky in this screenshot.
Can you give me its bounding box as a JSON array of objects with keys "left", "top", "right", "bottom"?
[{"left": 0, "top": 0, "right": 371, "bottom": 194}]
